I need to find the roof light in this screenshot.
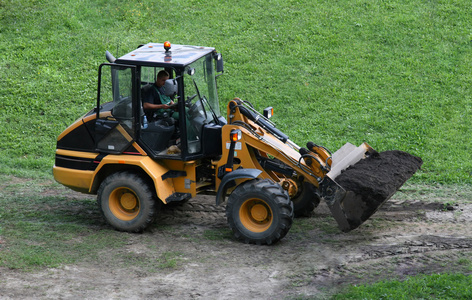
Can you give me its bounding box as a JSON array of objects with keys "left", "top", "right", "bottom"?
[{"left": 164, "top": 41, "right": 171, "bottom": 52}]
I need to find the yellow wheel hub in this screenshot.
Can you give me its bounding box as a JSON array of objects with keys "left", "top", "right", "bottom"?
[
  {"left": 239, "top": 199, "right": 273, "bottom": 233},
  {"left": 250, "top": 204, "right": 268, "bottom": 222},
  {"left": 109, "top": 187, "right": 140, "bottom": 221},
  {"left": 120, "top": 192, "right": 137, "bottom": 210}
]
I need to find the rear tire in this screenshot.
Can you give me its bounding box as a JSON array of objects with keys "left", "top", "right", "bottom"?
[
  {"left": 292, "top": 181, "right": 321, "bottom": 217},
  {"left": 226, "top": 179, "right": 294, "bottom": 245},
  {"left": 97, "top": 172, "right": 159, "bottom": 232}
]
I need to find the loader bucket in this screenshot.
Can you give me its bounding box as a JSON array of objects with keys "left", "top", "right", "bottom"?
[{"left": 320, "top": 143, "right": 423, "bottom": 232}]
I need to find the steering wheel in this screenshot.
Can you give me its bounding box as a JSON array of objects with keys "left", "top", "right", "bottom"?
[
  {"left": 188, "top": 101, "right": 200, "bottom": 117},
  {"left": 186, "top": 94, "right": 197, "bottom": 107}
]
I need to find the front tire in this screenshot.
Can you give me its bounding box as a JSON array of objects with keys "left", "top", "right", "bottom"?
[
  {"left": 97, "top": 172, "right": 159, "bottom": 232},
  {"left": 292, "top": 181, "right": 321, "bottom": 217},
  {"left": 226, "top": 179, "right": 294, "bottom": 245}
]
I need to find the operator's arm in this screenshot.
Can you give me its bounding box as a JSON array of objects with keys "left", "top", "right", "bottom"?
[{"left": 143, "top": 101, "right": 174, "bottom": 110}]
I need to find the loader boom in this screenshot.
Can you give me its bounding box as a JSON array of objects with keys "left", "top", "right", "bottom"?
[{"left": 220, "top": 99, "right": 422, "bottom": 232}]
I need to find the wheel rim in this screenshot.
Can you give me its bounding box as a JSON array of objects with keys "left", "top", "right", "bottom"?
[
  {"left": 109, "top": 187, "right": 140, "bottom": 221},
  {"left": 239, "top": 198, "right": 273, "bottom": 233}
]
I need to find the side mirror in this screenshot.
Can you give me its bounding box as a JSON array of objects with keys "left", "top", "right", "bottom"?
[
  {"left": 215, "top": 53, "right": 224, "bottom": 73},
  {"left": 164, "top": 79, "right": 178, "bottom": 97}
]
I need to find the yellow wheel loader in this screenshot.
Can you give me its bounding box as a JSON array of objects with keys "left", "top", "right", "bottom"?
[{"left": 53, "top": 42, "right": 422, "bottom": 245}]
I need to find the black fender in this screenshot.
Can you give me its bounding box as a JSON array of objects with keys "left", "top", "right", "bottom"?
[{"left": 215, "top": 169, "right": 262, "bottom": 205}]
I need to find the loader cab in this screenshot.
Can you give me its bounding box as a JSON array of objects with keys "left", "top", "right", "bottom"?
[{"left": 96, "top": 42, "right": 225, "bottom": 161}]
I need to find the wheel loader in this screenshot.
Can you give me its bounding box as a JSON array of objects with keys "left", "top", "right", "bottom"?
[{"left": 53, "top": 42, "right": 421, "bottom": 245}]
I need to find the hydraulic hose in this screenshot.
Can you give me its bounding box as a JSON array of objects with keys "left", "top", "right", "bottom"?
[{"left": 231, "top": 102, "right": 289, "bottom": 143}]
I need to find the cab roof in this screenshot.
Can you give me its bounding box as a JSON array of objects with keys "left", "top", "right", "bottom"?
[{"left": 115, "top": 42, "right": 215, "bottom": 68}]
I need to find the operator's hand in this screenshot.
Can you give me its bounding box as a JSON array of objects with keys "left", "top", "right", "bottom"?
[
  {"left": 165, "top": 101, "right": 177, "bottom": 110},
  {"left": 162, "top": 101, "right": 174, "bottom": 109}
]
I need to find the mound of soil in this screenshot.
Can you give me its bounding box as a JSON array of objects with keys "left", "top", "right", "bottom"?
[
  {"left": 337, "top": 150, "right": 423, "bottom": 200},
  {"left": 335, "top": 150, "right": 423, "bottom": 227}
]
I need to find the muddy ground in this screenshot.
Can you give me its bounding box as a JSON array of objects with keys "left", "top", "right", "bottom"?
[{"left": 1, "top": 180, "right": 472, "bottom": 299}]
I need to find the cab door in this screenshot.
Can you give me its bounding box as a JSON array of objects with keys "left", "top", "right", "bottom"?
[{"left": 95, "top": 63, "right": 138, "bottom": 154}]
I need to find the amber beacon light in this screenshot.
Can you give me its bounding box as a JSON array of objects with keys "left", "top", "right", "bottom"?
[{"left": 164, "top": 41, "right": 171, "bottom": 52}]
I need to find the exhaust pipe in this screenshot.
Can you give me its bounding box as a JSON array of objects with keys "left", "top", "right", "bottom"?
[{"left": 106, "top": 51, "right": 116, "bottom": 63}]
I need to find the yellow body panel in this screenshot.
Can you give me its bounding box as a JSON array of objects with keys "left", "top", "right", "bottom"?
[
  {"left": 56, "top": 149, "right": 99, "bottom": 159},
  {"left": 53, "top": 149, "right": 99, "bottom": 193},
  {"left": 54, "top": 148, "right": 193, "bottom": 204},
  {"left": 53, "top": 166, "right": 95, "bottom": 194},
  {"left": 95, "top": 155, "right": 176, "bottom": 203},
  {"left": 163, "top": 160, "right": 198, "bottom": 197}
]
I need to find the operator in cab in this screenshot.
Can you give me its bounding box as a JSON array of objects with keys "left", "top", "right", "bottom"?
[{"left": 142, "top": 70, "right": 178, "bottom": 123}]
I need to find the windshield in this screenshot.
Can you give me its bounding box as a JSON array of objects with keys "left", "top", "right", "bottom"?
[
  {"left": 184, "top": 54, "right": 221, "bottom": 119},
  {"left": 183, "top": 53, "right": 221, "bottom": 154}
]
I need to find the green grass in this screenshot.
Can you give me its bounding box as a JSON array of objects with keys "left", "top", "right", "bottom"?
[
  {"left": 0, "top": 0, "right": 471, "bottom": 183},
  {"left": 0, "top": 174, "right": 190, "bottom": 271},
  {"left": 203, "top": 228, "right": 233, "bottom": 241},
  {"left": 333, "top": 273, "right": 472, "bottom": 299},
  {"left": 0, "top": 175, "right": 129, "bottom": 269},
  {"left": 155, "top": 251, "right": 183, "bottom": 269}
]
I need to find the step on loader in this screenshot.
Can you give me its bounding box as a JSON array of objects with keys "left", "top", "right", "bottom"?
[{"left": 53, "top": 42, "right": 422, "bottom": 245}]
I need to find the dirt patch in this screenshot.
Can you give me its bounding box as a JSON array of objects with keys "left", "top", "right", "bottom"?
[{"left": 1, "top": 178, "right": 472, "bottom": 299}]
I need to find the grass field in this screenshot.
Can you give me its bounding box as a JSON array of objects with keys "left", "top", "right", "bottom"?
[
  {"left": 0, "top": 0, "right": 471, "bottom": 183},
  {"left": 1, "top": 0, "right": 471, "bottom": 298},
  {"left": 334, "top": 273, "right": 472, "bottom": 299}
]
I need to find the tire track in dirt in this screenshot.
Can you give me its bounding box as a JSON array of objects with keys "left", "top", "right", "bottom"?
[
  {"left": 287, "top": 198, "right": 472, "bottom": 294},
  {"left": 159, "top": 200, "right": 227, "bottom": 227},
  {"left": 159, "top": 195, "right": 472, "bottom": 294},
  {"left": 3, "top": 177, "right": 471, "bottom": 299}
]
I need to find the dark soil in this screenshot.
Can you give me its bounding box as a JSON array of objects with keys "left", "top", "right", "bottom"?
[
  {"left": 337, "top": 150, "right": 423, "bottom": 200},
  {"left": 335, "top": 150, "right": 423, "bottom": 227}
]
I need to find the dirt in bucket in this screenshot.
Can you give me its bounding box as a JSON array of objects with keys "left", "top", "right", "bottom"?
[{"left": 336, "top": 150, "right": 423, "bottom": 208}]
